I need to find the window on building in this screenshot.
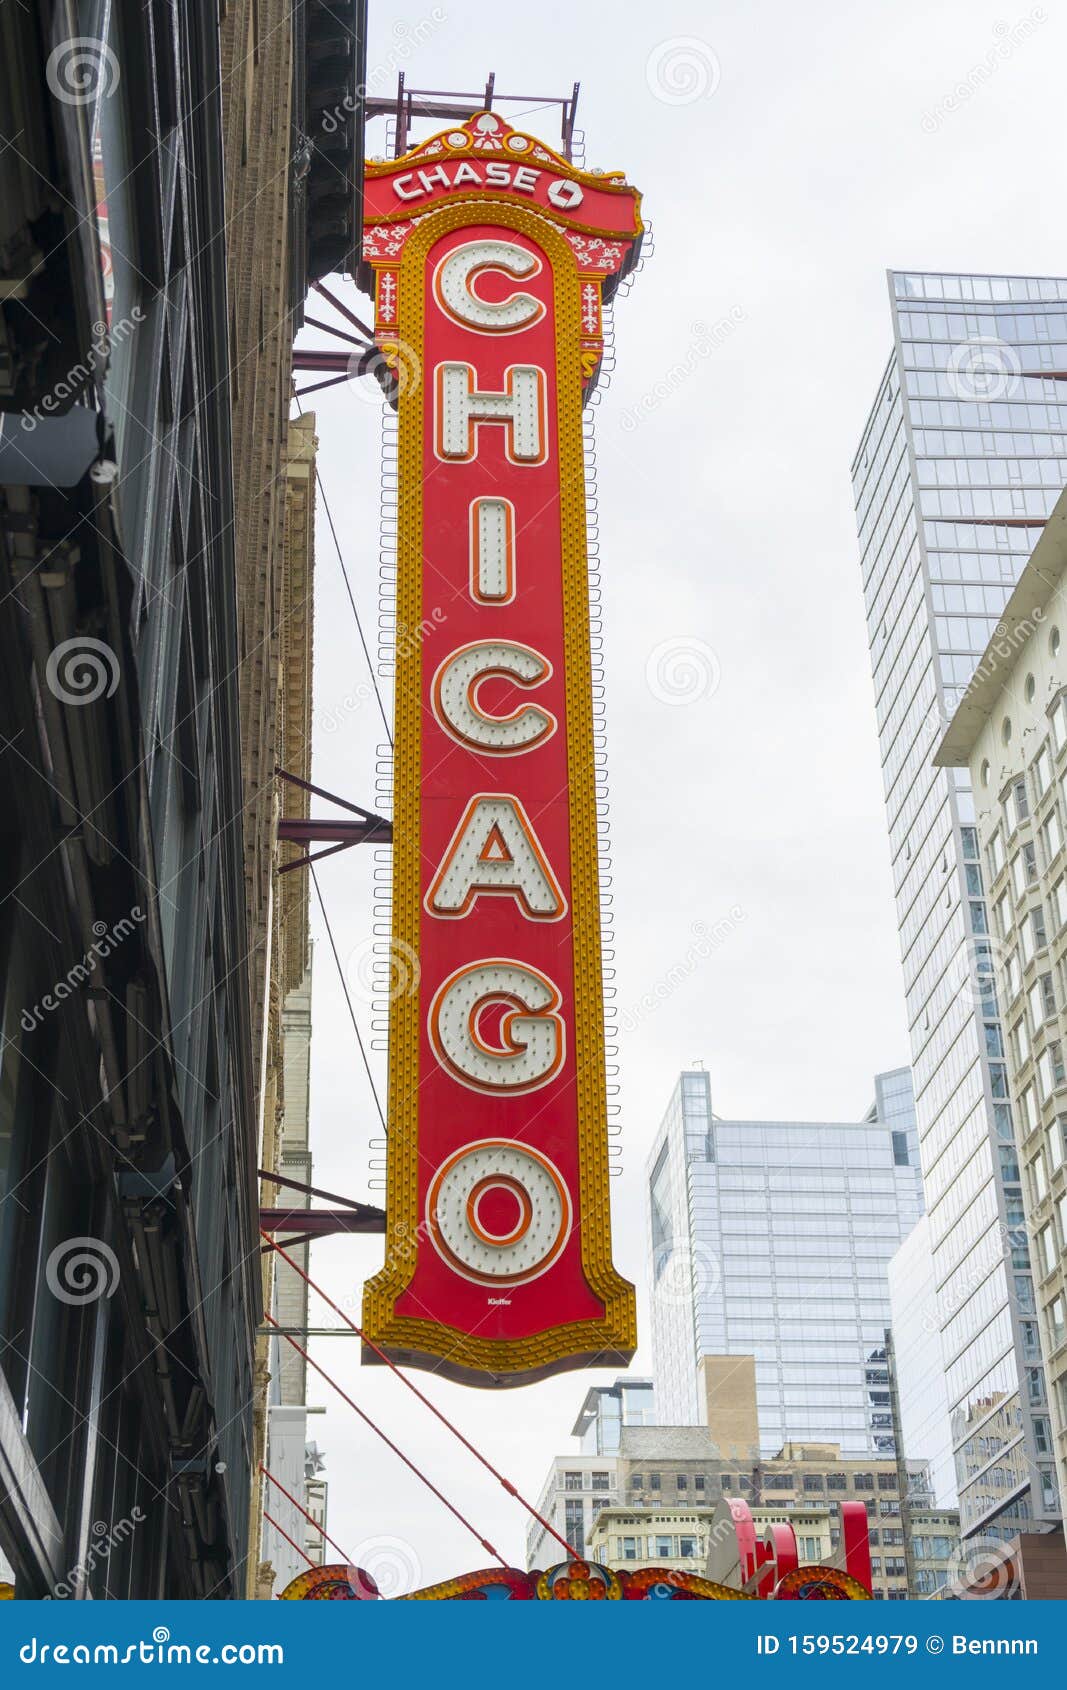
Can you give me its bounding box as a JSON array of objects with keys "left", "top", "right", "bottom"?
[
  {"left": 1048, "top": 1295, "right": 1066, "bottom": 1352},
  {"left": 655, "top": 1535, "right": 673, "bottom": 1558},
  {"left": 694, "top": 1475, "right": 706, "bottom": 1492},
  {"left": 676, "top": 1474, "right": 688, "bottom": 1491},
  {"left": 1007, "top": 950, "right": 1022, "bottom": 1001},
  {"left": 564, "top": 1472, "right": 583, "bottom": 1492},
  {"left": 852, "top": 1474, "right": 874, "bottom": 1492},
  {"left": 1013, "top": 777, "right": 1030, "bottom": 825},
  {"left": 885, "top": 1557, "right": 907, "bottom": 1577},
  {"left": 990, "top": 827, "right": 1005, "bottom": 876},
  {"left": 591, "top": 1471, "right": 610, "bottom": 1491},
  {"left": 799, "top": 1536, "right": 821, "bottom": 1560},
  {"left": 882, "top": 1528, "right": 905, "bottom": 1546},
  {"left": 1052, "top": 698, "right": 1067, "bottom": 753},
  {"left": 803, "top": 1475, "right": 824, "bottom": 1493},
  {"left": 1023, "top": 839, "right": 1039, "bottom": 883},
  {"left": 1044, "top": 808, "right": 1064, "bottom": 864},
  {"left": 629, "top": 1474, "right": 642, "bottom": 1489},
  {"left": 827, "top": 1473, "right": 847, "bottom": 1492},
  {"left": 1039, "top": 1041, "right": 1066, "bottom": 1099},
  {"left": 1031, "top": 1152, "right": 1049, "bottom": 1205},
  {"left": 564, "top": 1500, "right": 585, "bottom": 1557},
  {"left": 766, "top": 1473, "right": 794, "bottom": 1489},
  {"left": 679, "top": 1537, "right": 697, "bottom": 1559},
  {"left": 877, "top": 1474, "right": 896, "bottom": 1492},
  {"left": 649, "top": 1473, "right": 661, "bottom": 1491},
  {"left": 1024, "top": 1084, "right": 1039, "bottom": 1134},
  {"left": 620, "top": 1536, "right": 638, "bottom": 1561},
  {"left": 1035, "top": 748, "right": 1052, "bottom": 798}
]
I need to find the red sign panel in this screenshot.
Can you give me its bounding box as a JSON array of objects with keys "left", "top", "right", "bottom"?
[{"left": 360, "top": 113, "right": 642, "bottom": 1384}]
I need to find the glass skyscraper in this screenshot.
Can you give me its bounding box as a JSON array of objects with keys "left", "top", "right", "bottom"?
[
  {"left": 647, "top": 1068, "right": 923, "bottom": 1457},
  {"left": 852, "top": 270, "right": 1067, "bottom": 1540}
]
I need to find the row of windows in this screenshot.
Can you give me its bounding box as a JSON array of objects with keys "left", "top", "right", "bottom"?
[
  {"left": 609, "top": 1535, "right": 701, "bottom": 1561},
  {"left": 895, "top": 273, "right": 1067, "bottom": 304}
]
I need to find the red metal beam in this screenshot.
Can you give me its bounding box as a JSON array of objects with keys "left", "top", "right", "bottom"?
[{"left": 260, "top": 1206, "right": 386, "bottom": 1238}]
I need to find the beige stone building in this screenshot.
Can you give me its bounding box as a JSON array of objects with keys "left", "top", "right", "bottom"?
[
  {"left": 529, "top": 1358, "right": 950, "bottom": 1598},
  {"left": 936, "top": 487, "right": 1067, "bottom": 1537}
]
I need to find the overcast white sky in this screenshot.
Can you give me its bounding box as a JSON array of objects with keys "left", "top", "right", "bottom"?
[{"left": 288, "top": 0, "right": 1063, "bottom": 1592}]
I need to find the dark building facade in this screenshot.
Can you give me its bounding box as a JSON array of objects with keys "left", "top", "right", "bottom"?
[
  {"left": 0, "top": 0, "right": 259, "bottom": 1599},
  {"left": 0, "top": 1, "right": 365, "bottom": 1599}
]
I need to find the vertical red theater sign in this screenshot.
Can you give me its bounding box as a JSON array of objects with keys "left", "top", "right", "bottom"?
[{"left": 359, "top": 112, "right": 642, "bottom": 1383}]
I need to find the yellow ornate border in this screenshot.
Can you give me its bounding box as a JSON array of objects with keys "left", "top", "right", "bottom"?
[{"left": 360, "top": 201, "right": 636, "bottom": 1382}]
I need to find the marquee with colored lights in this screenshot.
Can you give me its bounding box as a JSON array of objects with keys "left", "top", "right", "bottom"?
[
  {"left": 278, "top": 1500, "right": 874, "bottom": 1601},
  {"left": 359, "top": 110, "right": 642, "bottom": 1385}
]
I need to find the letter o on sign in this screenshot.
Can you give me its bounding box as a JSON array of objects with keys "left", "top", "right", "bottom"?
[{"left": 426, "top": 1140, "right": 572, "bottom": 1284}]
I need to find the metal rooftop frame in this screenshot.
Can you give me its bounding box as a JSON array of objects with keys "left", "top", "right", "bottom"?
[{"left": 364, "top": 71, "right": 581, "bottom": 161}]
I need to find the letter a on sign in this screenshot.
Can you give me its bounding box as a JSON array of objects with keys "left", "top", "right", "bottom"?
[{"left": 359, "top": 112, "right": 644, "bottom": 1383}]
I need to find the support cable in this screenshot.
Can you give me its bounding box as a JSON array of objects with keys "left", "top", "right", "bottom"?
[
  {"left": 264, "top": 1313, "right": 507, "bottom": 1567},
  {"left": 309, "top": 863, "right": 387, "bottom": 1133},
  {"left": 262, "top": 1231, "right": 580, "bottom": 1561},
  {"left": 263, "top": 1508, "right": 316, "bottom": 1569},
  {"left": 260, "top": 1463, "right": 354, "bottom": 1566}
]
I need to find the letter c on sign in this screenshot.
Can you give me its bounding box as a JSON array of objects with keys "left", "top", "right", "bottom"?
[
  {"left": 433, "top": 240, "right": 545, "bottom": 333},
  {"left": 432, "top": 640, "right": 556, "bottom": 754},
  {"left": 429, "top": 959, "right": 565, "bottom": 1093}
]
